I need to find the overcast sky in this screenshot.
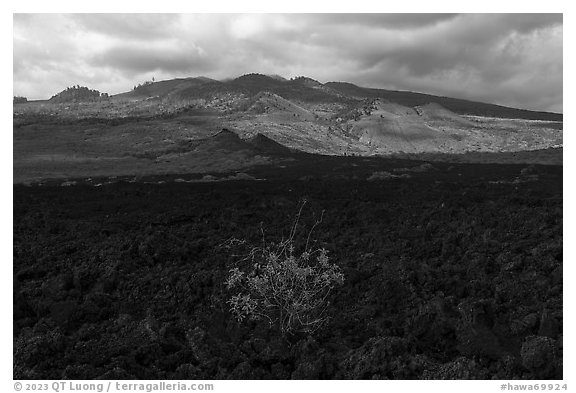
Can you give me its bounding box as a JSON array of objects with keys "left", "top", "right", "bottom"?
[{"left": 13, "top": 13, "right": 563, "bottom": 112}]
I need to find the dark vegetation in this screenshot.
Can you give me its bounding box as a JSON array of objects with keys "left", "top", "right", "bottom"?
[
  {"left": 14, "top": 96, "right": 28, "bottom": 104},
  {"left": 50, "top": 86, "right": 109, "bottom": 104},
  {"left": 166, "top": 74, "right": 350, "bottom": 105},
  {"left": 13, "top": 156, "right": 562, "bottom": 379}
]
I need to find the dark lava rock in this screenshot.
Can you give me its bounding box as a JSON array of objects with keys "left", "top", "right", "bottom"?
[
  {"left": 492, "top": 355, "right": 524, "bottom": 380},
  {"left": 41, "top": 274, "right": 73, "bottom": 301},
  {"left": 14, "top": 278, "right": 36, "bottom": 325},
  {"left": 229, "top": 361, "right": 271, "bottom": 379},
  {"left": 173, "top": 363, "right": 202, "bottom": 379},
  {"left": 456, "top": 326, "right": 504, "bottom": 359},
  {"left": 61, "top": 364, "right": 98, "bottom": 379},
  {"left": 96, "top": 367, "right": 136, "bottom": 380},
  {"left": 290, "top": 336, "right": 331, "bottom": 379},
  {"left": 291, "top": 358, "right": 325, "bottom": 379},
  {"left": 510, "top": 313, "right": 539, "bottom": 336},
  {"left": 49, "top": 300, "right": 78, "bottom": 327},
  {"left": 270, "top": 362, "right": 291, "bottom": 379},
  {"left": 521, "top": 336, "right": 557, "bottom": 377},
  {"left": 14, "top": 327, "right": 66, "bottom": 371},
  {"left": 538, "top": 309, "right": 560, "bottom": 338},
  {"left": 456, "top": 299, "right": 505, "bottom": 359},
  {"left": 404, "top": 295, "right": 459, "bottom": 355},
  {"left": 423, "top": 357, "right": 489, "bottom": 379},
  {"left": 550, "top": 266, "right": 562, "bottom": 286},
  {"left": 339, "top": 336, "right": 409, "bottom": 379},
  {"left": 12, "top": 158, "right": 563, "bottom": 379}
]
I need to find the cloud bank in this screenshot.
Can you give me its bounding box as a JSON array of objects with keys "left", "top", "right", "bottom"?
[{"left": 13, "top": 13, "right": 562, "bottom": 112}]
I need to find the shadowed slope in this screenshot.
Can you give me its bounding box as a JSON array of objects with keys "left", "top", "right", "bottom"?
[{"left": 247, "top": 133, "right": 293, "bottom": 155}]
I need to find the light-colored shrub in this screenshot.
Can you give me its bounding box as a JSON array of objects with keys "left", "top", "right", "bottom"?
[{"left": 225, "top": 202, "right": 344, "bottom": 335}]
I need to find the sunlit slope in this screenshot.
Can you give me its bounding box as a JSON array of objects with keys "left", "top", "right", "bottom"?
[
  {"left": 325, "top": 81, "right": 562, "bottom": 121},
  {"left": 247, "top": 92, "right": 317, "bottom": 122},
  {"left": 347, "top": 100, "right": 471, "bottom": 153}
]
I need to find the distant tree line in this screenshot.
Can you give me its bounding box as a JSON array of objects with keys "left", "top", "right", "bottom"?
[
  {"left": 133, "top": 77, "right": 155, "bottom": 91},
  {"left": 50, "top": 85, "right": 109, "bottom": 103},
  {"left": 13, "top": 96, "right": 28, "bottom": 104}
]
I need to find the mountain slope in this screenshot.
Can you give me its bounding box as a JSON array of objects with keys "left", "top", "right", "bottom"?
[
  {"left": 109, "top": 73, "right": 561, "bottom": 122},
  {"left": 226, "top": 74, "right": 347, "bottom": 103},
  {"left": 247, "top": 133, "right": 292, "bottom": 155},
  {"left": 415, "top": 102, "right": 477, "bottom": 128},
  {"left": 346, "top": 100, "right": 465, "bottom": 153},
  {"left": 20, "top": 73, "right": 562, "bottom": 162},
  {"left": 114, "top": 74, "right": 349, "bottom": 105},
  {"left": 185, "top": 128, "right": 292, "bottom": 157},
  {"left": 325, "top": 82, "right": 562, "bottom": 121},
  {"left": 247, "top": 92, "right": 317, "bottom": 121},
  {"left": 114, "top": 77, "right": 218, "bottom": 100}
]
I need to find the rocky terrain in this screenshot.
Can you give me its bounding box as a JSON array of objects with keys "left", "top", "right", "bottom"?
[
  {"left": 13, "top": 156, "right": 562, "bottom": 379},
  {"left": 13, "top": 73, "right": 563, "bottom": 380}
]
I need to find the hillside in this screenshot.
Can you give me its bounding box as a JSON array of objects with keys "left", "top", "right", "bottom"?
[
  {"left": 104, "top": 73, "right": 564, "bottom": 122},
  {"left": 325, "top": 82, "right": 562, "bottom": 121},
  {"left": 115, "top": 77, "right": 217, "bottom": 100},
  {"left": 50, "top": 86, "right": 109, "bottom": 103},
  {"left": 246, "top": 92, "right": 317, "bottom": 121},
  {"left": 247, "top": 133, "right": 292, "bottom": 155},
  {"left": 112, "top": 74, "right": 346, "bottom": 107},
  {"left": 13, "top": 72, "right": 563, "bottom": 182},
  {"left": 348, "top": 100, "right": 450, "bottom": 152},
  {"left": 111, "top": 74, "right": 563, "bottom": 122}
]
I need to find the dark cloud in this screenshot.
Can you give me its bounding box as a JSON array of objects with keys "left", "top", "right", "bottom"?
[
  {"left": 500, "top": 13, "right": 562, "bottom": 33},
  {"left": 92, "top": 44, "right": 212, "bottom": 74},
  {"left": 302, "top": 13, "right": 460, "bottom": 29},
  {"left": 13, "top": 13, "right": 562, "bottom": 112},
  {"left": 71, "top": 13, "right": 181, "bottom": 40}
]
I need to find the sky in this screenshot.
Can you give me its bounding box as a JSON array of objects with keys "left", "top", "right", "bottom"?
[{"left": 13, "top": 13, "right": 563, "bottom": 112}]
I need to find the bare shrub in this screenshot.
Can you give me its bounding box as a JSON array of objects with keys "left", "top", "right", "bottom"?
[{"left": 224, "top": 201, "right": 344, "bottom": 335}]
